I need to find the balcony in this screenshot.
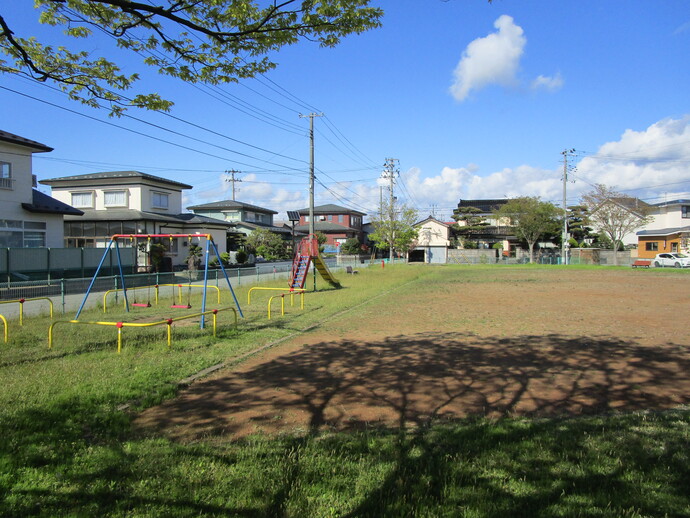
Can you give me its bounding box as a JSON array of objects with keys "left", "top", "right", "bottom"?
[{"left": 0, "top": 177, "right": 14, "bottom": 190}]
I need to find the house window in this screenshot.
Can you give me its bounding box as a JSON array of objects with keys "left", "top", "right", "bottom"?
[
  {"left": 71, "top": 191, "right": 94, "bottom": 208},
  {"left": 0, "top": 162, "right": 13, "bottom": 189},
  {"left": 645, "top": 242, "right": 659, "bottom": 251},
  {"left": 338, "top": 215, "right": 344, "bottom": 223},
  {"left": 104, "top": 190, "right": 128, "bottom": 207},
  {"left": 151, "top": 192, "right": 169, "bottom": 209},
  {"left": 682, "top": 206, "right": 690, "bottom": 219},
  {"left": 24, "top": 231, "right": 46, "bottom": 248},
  {"left": 0, "top": 220, "right": 46, "bottom": 247}
]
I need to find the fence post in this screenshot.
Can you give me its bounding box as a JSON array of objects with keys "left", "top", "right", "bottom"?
[{"left": 60, "top": 278, "right": 66, "bottom": 314}]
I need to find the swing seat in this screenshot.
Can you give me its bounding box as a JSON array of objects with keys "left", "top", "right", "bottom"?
[
  {"left": 131, "top": 302, "right": 152, "bottom": 308},
  {"left": 170, "top": 304, "right": 192, "bottom": 309}
]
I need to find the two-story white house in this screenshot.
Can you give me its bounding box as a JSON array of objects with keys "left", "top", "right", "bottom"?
[
  {"left": 40, "top": 171, "right": 236, "bottom": 268},
  {"left": 636, "top": 199, "right": 690, "bottom": 258},
  {"left": 0, "top": 130, "right": 82, "bottom": 248}
]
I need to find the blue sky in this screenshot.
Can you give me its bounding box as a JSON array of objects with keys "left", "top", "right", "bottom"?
[{"left": 2, "top": 0, "right": 690, "bottom": 221}]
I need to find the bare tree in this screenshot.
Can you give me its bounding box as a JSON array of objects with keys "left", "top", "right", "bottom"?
[{"left": 581, "top": 184, "right": 651, "bottom": 265}]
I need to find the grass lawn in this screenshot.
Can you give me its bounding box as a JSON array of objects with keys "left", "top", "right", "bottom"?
[{"left": 1, "top": 264, "right": 689, "bottom": 517}]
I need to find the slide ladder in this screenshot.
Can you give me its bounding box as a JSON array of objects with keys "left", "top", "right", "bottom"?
[
  {"left": 289, "top": 236, "right": 341, "bottom": 290},
  {"left": 290, "top": 253, "right": 311, "bottom": 290}
]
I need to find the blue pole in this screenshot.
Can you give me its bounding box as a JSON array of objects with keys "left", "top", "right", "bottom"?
[
  {"left": 211, "top": 239, "right": 244, "bottom": 318},
  {"left": 75, "top": 238, "right": 114, "bottom": 319},
  {"left": 114, "top": 240, "right": 130, "bottom": 312}
]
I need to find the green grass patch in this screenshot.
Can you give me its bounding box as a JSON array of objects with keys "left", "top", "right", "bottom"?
[{"left": 1, "top": 264, "right": 689, "bottom": 516}]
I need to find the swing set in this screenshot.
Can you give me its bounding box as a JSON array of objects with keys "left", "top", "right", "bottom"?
[{"left": 75, "top": 233, "right": 243, "bottom": 328}]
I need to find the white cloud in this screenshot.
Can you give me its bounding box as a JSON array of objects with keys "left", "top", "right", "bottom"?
[
  {"left": 450, "top": 15, "right": 526, "bottom": 101},
  {"left": 574, "top": 115, "right": 690, "bottom": 202},
  {"left": 406, "top": 116, "right": 690, "bottom": 215},
  {"left": 531, "top": 72, "right": 563, "bottom": 92}
]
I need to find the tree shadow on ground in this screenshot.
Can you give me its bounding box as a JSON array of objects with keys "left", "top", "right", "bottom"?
[{"left": 134, "top": 331, "right": 690, "bottom": 441}]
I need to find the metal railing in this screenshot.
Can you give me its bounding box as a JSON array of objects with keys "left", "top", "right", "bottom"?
[{"left": 49, "top": 307, "right": 238, "bottom": 353}]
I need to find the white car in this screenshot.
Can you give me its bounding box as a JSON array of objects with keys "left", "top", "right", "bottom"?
[{"left": 653, "top": 253, "right": 690, "bottom": 268}]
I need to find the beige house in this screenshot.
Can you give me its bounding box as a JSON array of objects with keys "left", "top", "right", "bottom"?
[
  {"left": 0, "top": 130, "right": 82, "bottom": 248},
  {"left": 410, "top": 217, "right": 451, "bottom": 263},
  {"left": 41, "top": 171, "right": 236, "bottom": 268}
]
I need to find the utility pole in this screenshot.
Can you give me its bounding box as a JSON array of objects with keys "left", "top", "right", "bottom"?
[
  {"left": 299, "top": 113, "right": 323, "bottom": 240},
  {"left": 300, "top": 112, "right": 323, "bottom": 291},
  {"left": 382, "top": 158, "right": 399, "bottom": 262},
  {"left": 561, "top": 149, "right": 575, "bottom": 265},
  {"left": 225, "top": 170, "right": 242, "bottom": 201}
]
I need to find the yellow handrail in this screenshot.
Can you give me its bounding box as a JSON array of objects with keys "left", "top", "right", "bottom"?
[
  {"left": 49, "top": 307, "right": 238, "bottom": 353},
  {"left": 0, "top": 314, "right": 7, "bottom": 343},
  {"left": 157, "top": 284, "right": 221, "bottom": 305},
  {"left": 0, "top": 297, "right": 54, "bottom": 325},
  {"left": 267, "top": 294, "right": 286, "bottom": 320},
  {"left": 248, "top": 286, "right": 304, "bottom": 308}
]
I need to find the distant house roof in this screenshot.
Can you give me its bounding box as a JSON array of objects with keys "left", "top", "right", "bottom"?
[
  {"left": 294, "top": 222, "right": 361, "bottom": 233},
  {"left": 609, "top": 197, "right": 652, "bottom": 213},
  {"left": 230, "top": 221, "right": 293, "bottom": 235},
  {"left": 64, "top": 209, "right": 236, "bottom": 228},
  {"left": 652, "top": 199, "right": 690, "bottom": 208},
  {"left": 414, "top": 216, "right": 450, "bottom": 228},
  {"left": 0, "top": 130, "right": 53, "bottom": 153},
  {"left": 455, "top": 199, "right": 509, "bottom": 213},
  {"left": 187, "top": 200, "right": 278, "bottom": 215},
  {"left": 22, "top": 189, "right": 84, "bottom": 216},
  {"left": 637, "top": 226, "right": 690, "bottom": 237},
  {"left": 297, "top": 204, "right": 366, "bottom": 216},
  {"left": 40, "top": 171, "right": 192, "bottom": 190}
]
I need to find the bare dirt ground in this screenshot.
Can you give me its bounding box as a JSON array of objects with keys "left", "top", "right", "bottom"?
[{"left": 133, "top": 268, "right": 690, "bottom": 442}]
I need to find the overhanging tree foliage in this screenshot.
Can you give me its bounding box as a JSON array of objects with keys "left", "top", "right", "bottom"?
[
  {"left": 581, "top": 184, "right": 651, "bottom": 265},
  {"left": 495, "top": 196, "right": 561, "bottom": 263},
  {"left": 0, "top": 0, "right": 383, "bottom": 115}
]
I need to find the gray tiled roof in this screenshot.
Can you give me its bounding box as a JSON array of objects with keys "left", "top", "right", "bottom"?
[
  {"left": 187, "top": 200, "right": 278, "bottom": 214},
  {"left": 64, "top": 209, "right": 236, "bottom": 228},
  {"left": 0, "top": 130, "right": 53, "bottom": 153},
  {"left": 22, "top": 189, "right": 84, "bottom": 216},
  {"left": 636, "top": 226, "right": 690, "bottom": 236},
  {"left": 40, "top": 171, "right": 192, "bottom": 190},
  {"left": 294, "top": 222, "right": 361, "bottom": 233},
  {"left": 296, "top": 204, "right": 366, "bottom": 216}
]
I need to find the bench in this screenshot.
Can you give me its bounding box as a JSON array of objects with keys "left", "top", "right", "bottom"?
[{"left": 632, "top": 260, "right": 651, "bottom": 268}]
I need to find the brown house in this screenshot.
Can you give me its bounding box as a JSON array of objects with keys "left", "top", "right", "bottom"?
[{"left": 294, "top": 204, "right": 365, "bottom": 251}]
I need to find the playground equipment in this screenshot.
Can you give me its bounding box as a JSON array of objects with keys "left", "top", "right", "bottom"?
[
  {"left": 0, "top": 297, "right": 54, "bottom": 325},
  {"left": 247, "top": 287, "right": 305, "bottom": 308},
  {"left": 290, "top": 236, "right": 340, "bottom": 290},
  {"left": 49, "top": 307, "right": 238, "bottom": 353},
  {"left": 103, "top": 284, "right": 222, "bottom": 313},
  {"left": 75, "top": 234, "right": 243, "bottom": 328},
  {"left": 0, "top": 314, "right": 7, "bottom": 343}
]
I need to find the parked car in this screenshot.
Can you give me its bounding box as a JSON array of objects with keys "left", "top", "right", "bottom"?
[{"left": 653, "top": 253, "right": 690, "bottom": 268}]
